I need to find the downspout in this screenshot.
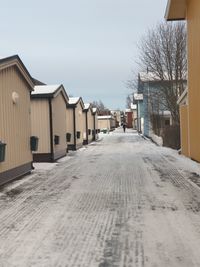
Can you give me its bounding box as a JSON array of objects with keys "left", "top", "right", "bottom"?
[
  {"left": 73, "top": 106, "right": 76, "bottom": 149},
  {"left": 48, "top": 98, "right": 54, "bottom": 161}
]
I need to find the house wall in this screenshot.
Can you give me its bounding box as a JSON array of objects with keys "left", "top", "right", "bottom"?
[
  {"left": 98, "top": 119, "right": 111, "bottom": 130},
  {"left": 186, "top": 0, "right": 200, "bottom": 161},
  {"left": 66, "top": 108, "right": 74, "bottom": 146},
  {"left": 126, "top": 112, "right": 133, "bottom": 128},
  {"left": 52, "top": 93, "right": 67, "bottom": 159},
  {"left": 31, "top": 99, "right": 50, "bottom": 154},
  {"left": 0, "top": 66, "right": 32, "bottom": 179},
  {"left": 88, "top": 109, "right": 94, "bottom": 142},
  {"left": 83, "top": 112, "right": 87, "bottom": 142},
  {"left": 75, "top": 102, "right": 84, "bottom": 147},
  {"left": 180, "top": 105, "right": 189, "bottom": 157}
]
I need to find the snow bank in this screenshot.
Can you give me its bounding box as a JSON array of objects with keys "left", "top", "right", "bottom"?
[{"left": 150, "top": 133, "right": 163, "bottom": 146}]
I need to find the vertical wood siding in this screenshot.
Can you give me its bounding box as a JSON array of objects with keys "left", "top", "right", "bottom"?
[
  {"left": 98, "top": 119, "right": 111, "bottom": 130},
  {"left": 31, "top": 99, "right": 50, "bottom": 154},
  {"left": 187, "top": 0, "right": 200, "bottom": 160},
  {"left": 0, "top": 66, "right": 32, "bottom": 173},
  {"left": 52, "top": 93, "right": 67, "bottom": 153},
  {"left": 75, "top": 102, "right": 84, "bottom": 146},
  {"left": 66, "top": 108, "right": 74, "bottom": 145},
  {"left": 82, "top": 112, "right": 87, "bottom": 141},
  {"left": 88, "top": 110, "right": 94, "bottom": 142}
]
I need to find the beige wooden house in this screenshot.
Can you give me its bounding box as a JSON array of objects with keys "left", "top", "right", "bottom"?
[
  {"left": 66, "top": 97, "right": 85, "bottom": 150},
  {"left": 83, "top": 103, "right": 95, "bottom": 145},
  {"left": 92, "top": 107, "right": 99, "bottom": 141},
  {"left": 98, "top": 115, "right": 115, "bottom": 132},
  {"left": 31, "top": 84, "right": 69, "bottom": 162},
  {"left": 0, "top": 55, "right": 34, "bottom": 185}
]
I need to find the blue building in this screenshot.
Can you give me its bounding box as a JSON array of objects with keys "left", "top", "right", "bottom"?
[{"left": 136, "top": 72, "right": 172, "bottom": 138}]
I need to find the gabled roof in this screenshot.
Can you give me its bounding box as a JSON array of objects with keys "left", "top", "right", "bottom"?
[
  {"left": 92, "top": 107, "right": 97, "bottom": 113},
  {"left": 32, "top": 78, "right": 46, "bottom": 85},
  {"left": 92, "top": 107, "right": 99, "bottom": 115},
  {"left": 165, "top": 0, "right": 186, "bottom": 21},
  {"left": 83, "top": 103, "right": 93, "bottom": 113},
  {"left": 0, "top": 55, "right": 34, "bottom": 90},
  {"left": 31, "top": 84, "right": 69, "bottom": 103},
  {"left": 68, "top": 97, "right": 80, "bottom": 105},
  {"left": 84, "top": 103, "right": 91, "bottom": 110},
  {"left": 67, "top": 97, "right": 85, "bottom": 109}
]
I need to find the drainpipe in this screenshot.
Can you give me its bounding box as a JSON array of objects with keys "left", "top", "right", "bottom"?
[{"left": 48, "top": 98, "right": 54, "bottom": 161}]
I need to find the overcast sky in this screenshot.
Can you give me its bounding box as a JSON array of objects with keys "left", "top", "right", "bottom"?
[{"left": 1, "top": 0, "right": 167, "bottom": 110}]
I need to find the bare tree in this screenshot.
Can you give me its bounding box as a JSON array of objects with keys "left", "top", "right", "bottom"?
[
  {"left": 138, "top": 21, "right": 187, "bottom": 125},
  {"left": 92, "top": 100, "right": 109, "bottom": 115},
  {"left": 126, "top": 95, "right": 132, "bottom": 109}
]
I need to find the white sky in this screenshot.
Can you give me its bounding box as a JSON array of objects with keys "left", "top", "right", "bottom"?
[{"left": 1, "top": 0, "right": 167, "bottom": 109}]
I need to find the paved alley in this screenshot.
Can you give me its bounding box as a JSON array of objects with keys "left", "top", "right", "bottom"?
[{"left": 1, "top": 129, "right": 200, "bottom": 266}]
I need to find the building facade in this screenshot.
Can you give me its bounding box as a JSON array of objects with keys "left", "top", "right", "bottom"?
[
  {"left": 165, "top": 0, "right": 200, "bottom": 160},
  {"left": 0, "top": 55, "right": 34, "bottom": 185},
  {"left": 31, "top": 85, "right": 69, "bottom": 162},
  {"left": 66, "top": 97, "right": 85, "bottom": 150}
]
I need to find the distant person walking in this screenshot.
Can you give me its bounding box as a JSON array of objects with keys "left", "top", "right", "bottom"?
[{"left": 123, "top": 122, "right": 126, "bottom": 133}]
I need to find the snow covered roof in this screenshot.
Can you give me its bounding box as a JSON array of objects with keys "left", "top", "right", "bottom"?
[
  {"left": 32, "top": 85, "right": 61, "bottom": 95},
  {"left": 139, "top": 71, "right": 187, "bottom": 82},
  {"left": 131, "top": 103, "right": 137, "bottom": 110},
  {"left": 31, "top": 84, "right": 69, "bottom": 103},
  {"left": 68, "top": 97, "right": 80, "bottom": 105},
  {"left": 139, "top": 72, "right": 163, "bottom": 82},
  {"left": 98, "top": 115, "right": 112, "bottom": 120},
  {"left": 67, "top": 97, "right": 85, "bottom": 109},
  {"left": 84, "top": 103, "right": 91, "bottom": 110}
]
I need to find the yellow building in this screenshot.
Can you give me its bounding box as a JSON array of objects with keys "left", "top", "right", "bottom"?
[
  {"left": 0, "top": 55, "right": 34, "bottom": 185},
  {"left": 165, "top": 0, "right": 200, "bottom": 161},
  {"left": 66, "top": 97, "right": 85, "bottom": 150},
  {"left": 31, "top": 85, "right": 69, "bottom": 162}
]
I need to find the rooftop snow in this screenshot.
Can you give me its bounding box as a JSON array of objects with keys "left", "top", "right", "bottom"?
[
  {"left": 32, "top": 85, "right": 61, "bottom": 95},
  {"left": 98, "top": 115, "right": 112, "bottom": 119},
  {"left": 131, "top": 103, "right": 137, "bottom": 110},
  {"left": 68, "top": 97, "right": 80, "bottom": 104},
  {"left": 84, "top": 103, "right": 90, "bottom": 110}
]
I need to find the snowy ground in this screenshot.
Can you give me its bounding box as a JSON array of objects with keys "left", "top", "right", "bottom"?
[{"left": 1, "top": 129, "right": 200, "bottom": 266}]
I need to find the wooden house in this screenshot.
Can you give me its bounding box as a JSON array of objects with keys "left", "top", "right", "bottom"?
[
  {"left": 0, "top": 55, "right": 34, "bottom": 185},
  {"left": 165, "top": 0, "right": 200, "bottom": 160},
  {"left": 66, "top": 97, "right": 84, "bottom": 150},
  {"left": 31, "top": 84, "right": 69, "bottom": 162},
  {"left": 83, "top": 103, "right": 95, "bottom": 145}
]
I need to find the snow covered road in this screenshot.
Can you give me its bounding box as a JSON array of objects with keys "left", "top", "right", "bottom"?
[{"left": 1, "top": 129, "right": 200, "bottom": 266}]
